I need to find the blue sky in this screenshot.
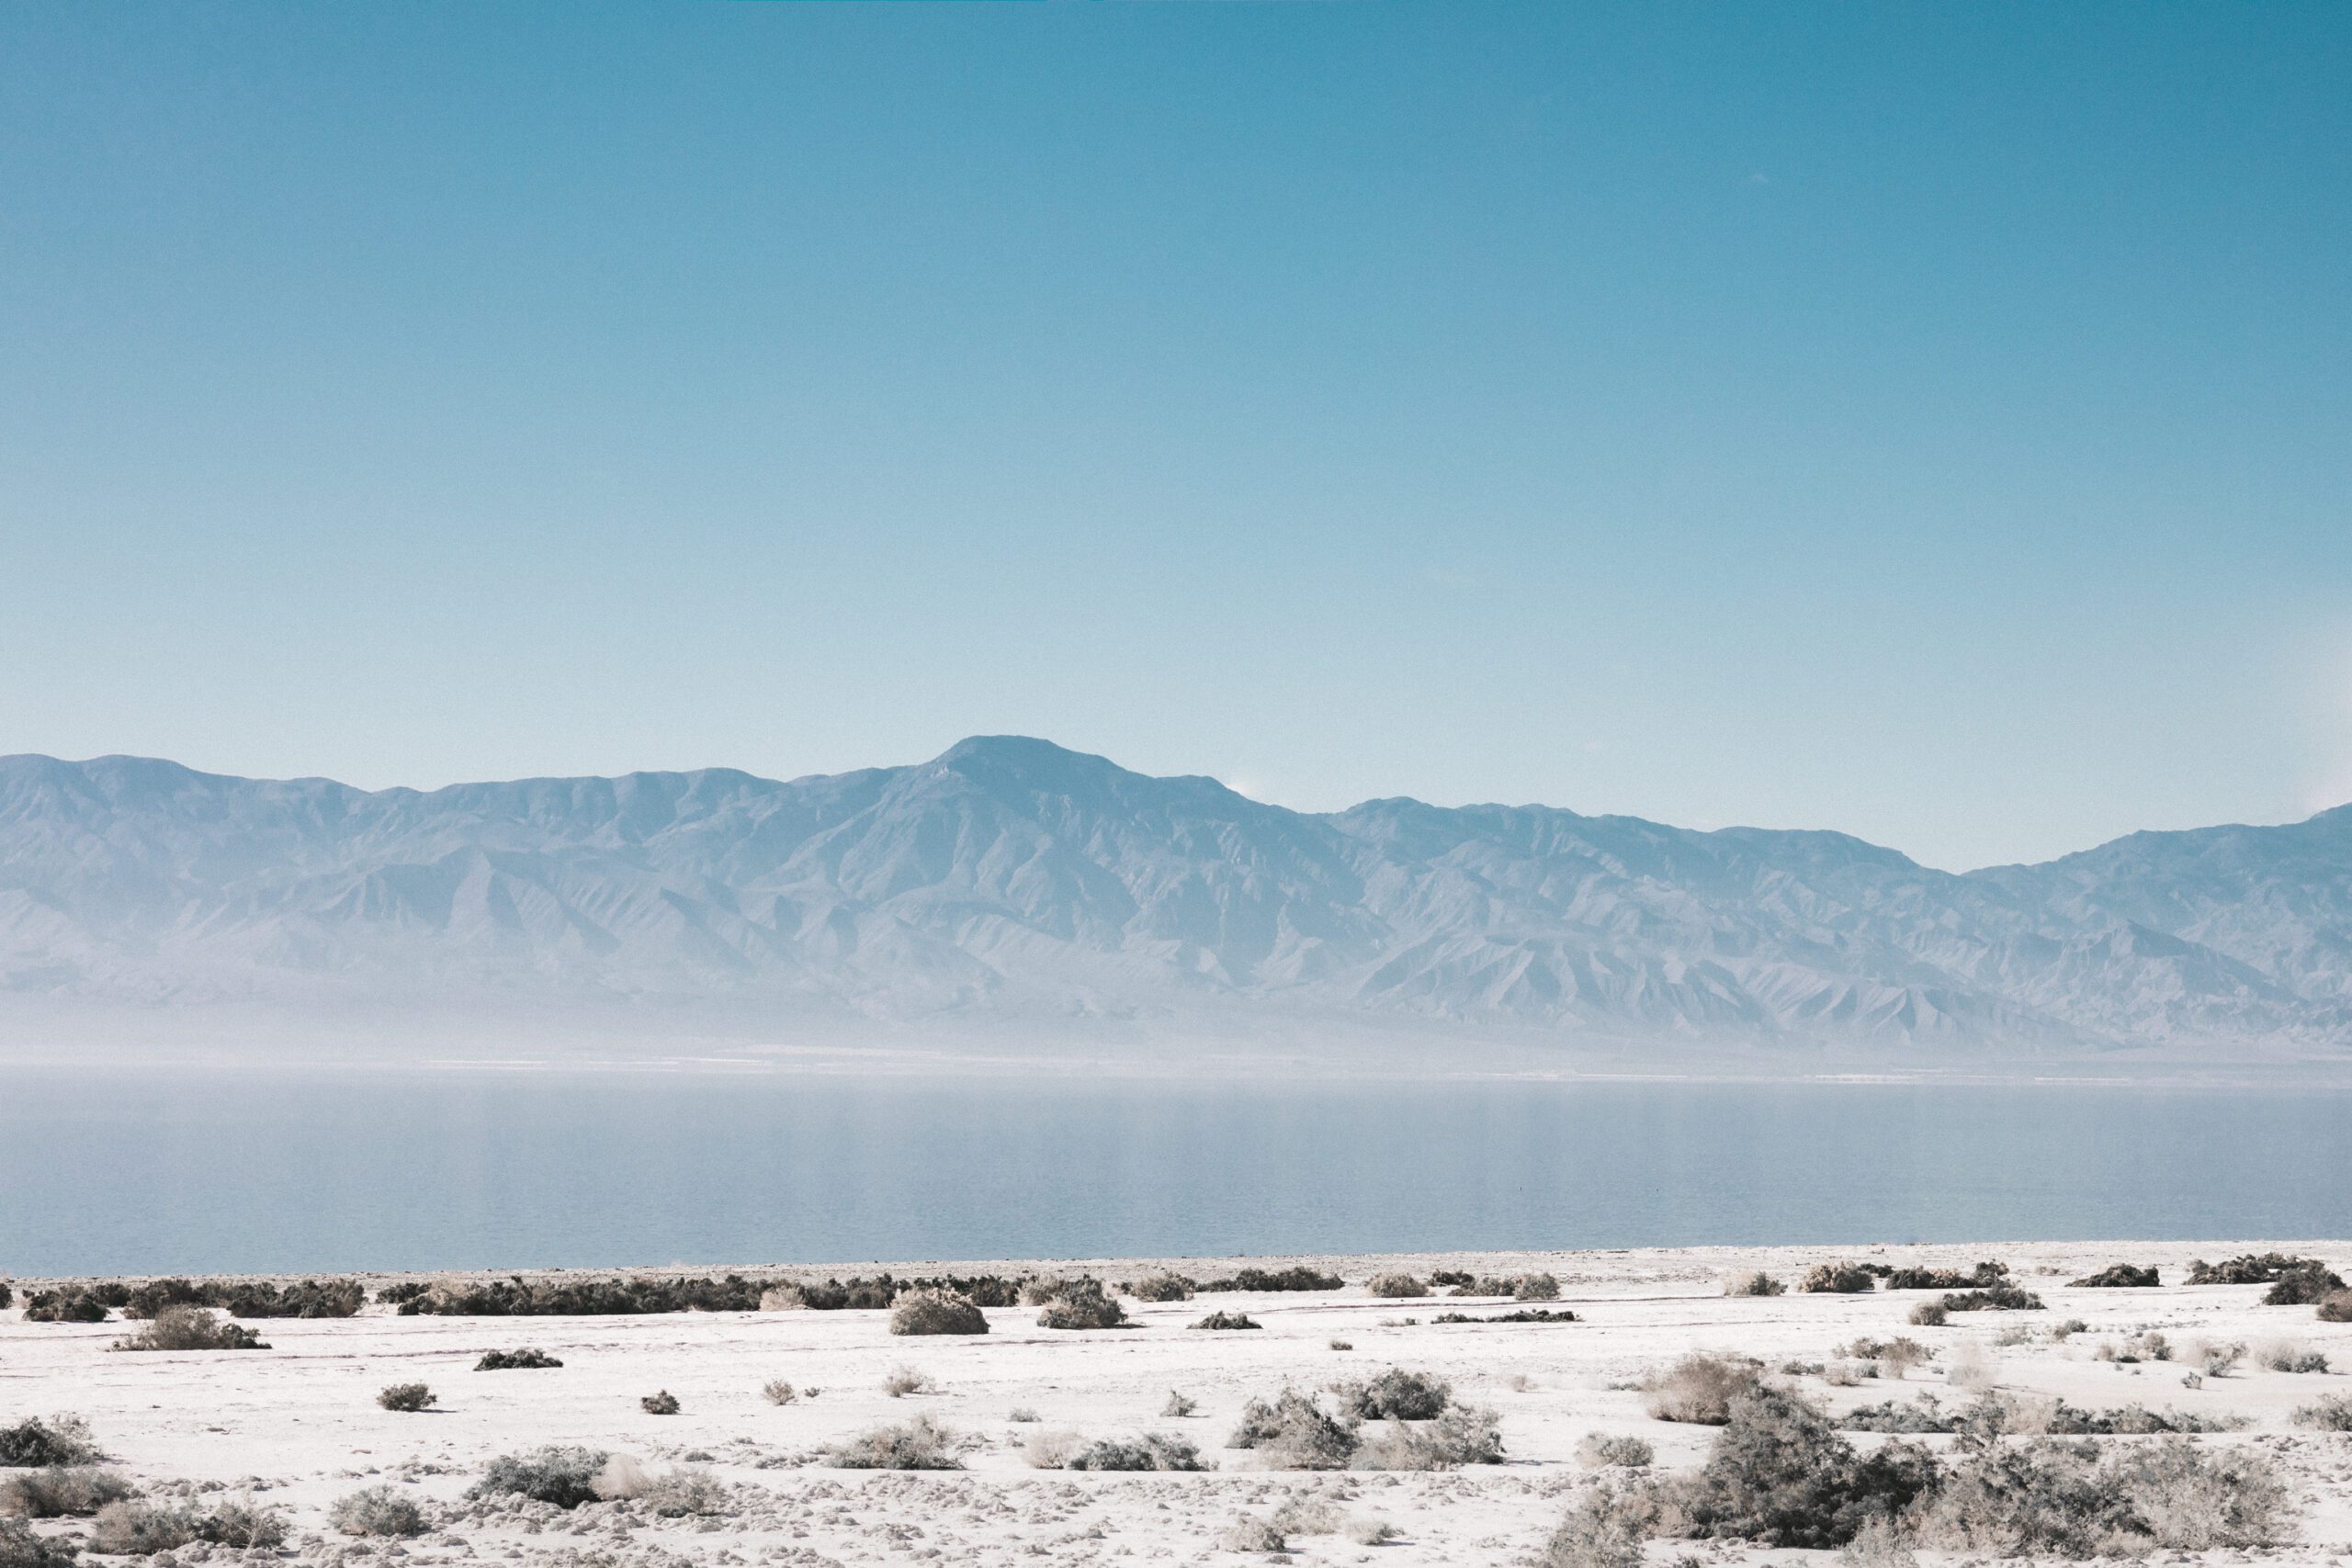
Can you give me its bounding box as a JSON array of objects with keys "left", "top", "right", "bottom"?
[{"left": 2, "top": 4, "right": 2346, "bottom": 871}]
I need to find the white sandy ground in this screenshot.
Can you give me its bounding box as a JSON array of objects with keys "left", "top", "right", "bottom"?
[{"left": 5, "top": 1239, "right": 2351, "bottom": 1568}]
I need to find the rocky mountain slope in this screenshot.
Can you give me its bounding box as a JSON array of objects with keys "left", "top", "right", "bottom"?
[{"left": 3, "top": 736, "right": 2347, "bottom": 1055}]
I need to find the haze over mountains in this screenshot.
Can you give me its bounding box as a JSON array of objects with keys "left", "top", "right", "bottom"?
[{"left": 3, "top": 736, "right": 2347, "bottom": 1064}]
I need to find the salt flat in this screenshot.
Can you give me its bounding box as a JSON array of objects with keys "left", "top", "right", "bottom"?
[{"left": 5, "top": 1239, "right": 2350, "bottom": 1567}]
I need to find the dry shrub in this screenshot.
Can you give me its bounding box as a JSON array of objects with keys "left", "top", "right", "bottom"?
[
  {"left": 1018, "top": 1275, "right": 1084, "bottom": 1306},
  {"left": 757, "top": 1283, "right": 807, "bottom": 1311},
  {"left": 2186, "top": 1338, "right": 2245, "bottom": 1377},
  {"left": 888, "top": 1288, "right": 987, "bottom": 1337},
  {"left": 1338, "top": 1368, "right": 1451, "bottom": 1421},
  {"left": 1643, "top": 1354, "right": 1762, "bottom": 1425},
  {"left": 2069, "top": 1263, "right": 2159, "bottom": 1288},
  {"left": 377, "top": 1382, "right": 435, "bottom": 1413},
  {"left": 1161, "top": 1390, "right": 1199, "bottom": 1417},
  {"left": 1035, "top": 1280, "right": 1126, "bottom": 1330},
  {"left": 1800, "top": 1262, "right": 1878, "bottom": 1294},
  {"left": 882, "top": 1366, "right": 934, "bottom": 1398},
  {"left": 1019, "top": 1429, "right": 1080, "bottom": 1470},
  {"left": 1939, "top": 1284, "right": 2043, "bottom": 1313},
  {"left": 1945, "top": 1341, "right": 1996, "bottom": 1391},
  {"left": 2265, "top": 1263, "right": 2347, "bottom": 1305},
  {"left": 0, "top": 1418, "right": 102, "bottom": 1470},
  {"left": 474, "top": 1348, "right": 561, "bottom": 1371},
  {"left": 1190, "top": 1310, "right": 1260, "bottom": 1330},
  {"left": 1515, "top": 1272, "right": 1563, "bottom": 1301},
  {"left": 1126, "top": 1272, "right": 1195, "bottom": 1302},
  {"left": 2317, "top": 1291, "right": 2352, "bottom": 1323},
  {"left": 1354, "top": 1404, "right": 1504, "bottom": 1470},
  {"left": 108, "top": 1306, "right": 266, "bottom": 1352},
  {"left": 1228, "top": 1389, "right": 1358, "bottom": 1470},
  {"left": 1007, "top": 1406, "right": 1040, "bottom": 1423},
  {"left": 90, "top": 1501, "right": 196, "bottom": 1556},
  {"left": 1062, "top": 1434, "right": 1204, "bottom": 1472},
  {"left": 0, "top": 1518, "right": 78, "bottom": 1568},
  {"left": 644, "top": 1467, "right": 727, "bottom": 1517},
  {"left": 469, "top": 1446, "right": 609, "bottom": 1508},
  {"left": 1346, "top": 1515, "right": 1400, "bottom": 1544},
  {"left": 2186, "top": 1253, "right": 2330, "bottom": 1286},
  {"left": 640, "top": 1390, "right": 681, "bottom": 1415},
  {"left": 2256, "top": 1340, "right": 2329, "bottom": 1373},
  {"left": 761, "top": 1379, "right": 797, "bottom": 1405},
  {"left": 1541, "top": 1484, "right": 1651, "bottom": 1568},
  {"left": 86, "top": 1499, "right": 277, "bottom": 1556},
  {"left": 1906, "top": 1302, "right": 1947, "bottom": 1326},
  {"left": 1913, "top": 1436, "right": 2291, "bottom": 1553},
  {"left": 825, "top": 1416, "right": 961, "bottom": 1471},
  {"left": 329, "top": 1484, "right": 428, "bottom": 1538},
  {"left": 1365, "top": 1272, "right": 1428, "bottom": 1299},
  {"left": 1198, "top": 1267, "right": 1342, "bottom": 1292},
  {"left": 1220, "top": 1515, "right": 1286, "bottom": 1552},
  {"left": 1673, "top": 1385, "right": 1939, "bottom": 1548},
  {"left": 1577, "top": 1433, "right": 1655, "bottom": 1469},
  {"left": 2293, "top": 1393, "right": 2352, "bottom": 1431},
  {"left": 1724, "top": 1271, "right": 1785, "bottom": 1297},
  {"left": 0, "top": 1466, "right": 133, "bottom": 1518}
]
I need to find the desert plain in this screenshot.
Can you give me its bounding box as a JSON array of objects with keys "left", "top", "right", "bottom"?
[{"left": 5, "top": 1240, "right": 2351, "bottom": 1568}]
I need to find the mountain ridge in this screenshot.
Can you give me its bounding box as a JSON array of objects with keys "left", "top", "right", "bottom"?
[{"left": 4, "top": 736, "right": 2347, "bottom": 1059}]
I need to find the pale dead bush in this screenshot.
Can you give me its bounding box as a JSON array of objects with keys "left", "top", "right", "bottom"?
[
  {"left": 329, "top": 1484, "right": 428, "bottom": 1538},
  {"left": 1642, "top": 1353, "right": 1762, "bottom": 1424},
  {"left": 825, "top": 1416, "right": 961, "bottom": 1470},
  {"left": 1577, "top": 1433, "right": 1655, "bottom": 1469},
  {"left": 888, "top": 1288, "right": 987, "bottom": 1336}
]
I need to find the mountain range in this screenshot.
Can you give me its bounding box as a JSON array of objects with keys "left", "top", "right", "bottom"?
[{"left": 3, "top": 736, "right": 2348, "bottom": 1062}]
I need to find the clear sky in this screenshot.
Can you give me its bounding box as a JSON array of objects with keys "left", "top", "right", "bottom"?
[{"left": 2, "top": 4, "right": 2346, "bottom": 872}]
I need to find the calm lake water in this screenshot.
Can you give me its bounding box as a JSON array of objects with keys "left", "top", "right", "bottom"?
[{"left": 4, "top": 1069, "right": 2348, "bottom": 1277}]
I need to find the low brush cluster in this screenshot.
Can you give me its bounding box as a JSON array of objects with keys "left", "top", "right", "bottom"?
[{"left": 1544, "top": 1382, "right": 2290, "bottom": 1567}]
